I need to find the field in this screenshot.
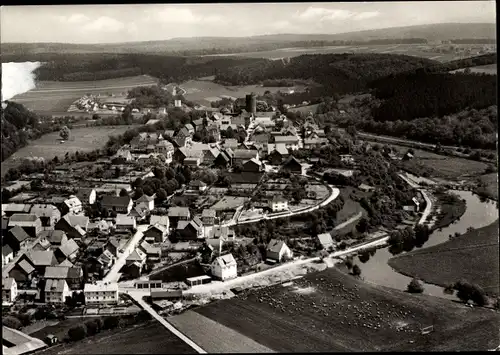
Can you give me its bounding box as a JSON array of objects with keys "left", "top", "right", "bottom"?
[
  {"left": 1, "top": 126, "right": 138, "bottom": 176},
  {"left": 188, "top": 267, "right": 500, "bottom": 352},
  {"left": 450, "top": 64, "right": 497, "bottom": 74},
  {"left": 35, "top": 320, "right": 194, "bottom": 355},
  {"left": 178, "top": 79, "right": 305, "bottom": 106},
  {"left": 10, "top": 75, "right": 158, "bottom": 112},
  {"left": 288, "top": 103, "right": 320, "bottom": 115},
  {"left": 389, "top": 220, "right": 499, "bottom": 296},
  {"left": 402, "top": 155, "right": 488, "bottom": 179},
  {"left": 200, "top": 44, "right": 478, "bottom": 62}
]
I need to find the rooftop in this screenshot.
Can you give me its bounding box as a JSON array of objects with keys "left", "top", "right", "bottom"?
[{"left": 84, "top": 281, "right": 118, "bottom": 293}]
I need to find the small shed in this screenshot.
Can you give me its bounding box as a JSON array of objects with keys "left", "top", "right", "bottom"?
[{"left": 186, "top": 275, "right": 212, "bottom": 287}]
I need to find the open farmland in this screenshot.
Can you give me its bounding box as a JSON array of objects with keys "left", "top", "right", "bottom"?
[
  {"left": 192, "top": 268, "right": 500, "bottom": 352},
  {"left": 389, "top": 220, "right": 499, "bottom": 296},
  {"left": 178, "top": 79, "right": 305, "bottom": 106},
  {"left": 168, "top": 311, "right": 274, "bottom": 353},
  {"left": 35, "top": 321, "right": 194, "bottom": 355},
  {"left": 200, "top": 44, "right": 478, "bottom": 62},
  {"left": 1, "top": 125, "right": 139, "bottom": 176},
  {"left": 10, "top": 75, "right": 158, "bottom": 112}
]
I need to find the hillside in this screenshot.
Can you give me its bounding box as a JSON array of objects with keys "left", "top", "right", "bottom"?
[{"left": 1, "top": 23, "right": 495, "bottom": 57}]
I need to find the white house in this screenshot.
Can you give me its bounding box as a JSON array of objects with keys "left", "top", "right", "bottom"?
[
  {"left": 136, "top": 194, "right": 155, "bottom": 211},
  {"left": 274, "top": 135, "right": 300, "bottom": 151},
  {"left": 2, "top": 277, "right": 18, "bottom": 304},
  {"left": 3, "top": 245, "right": 14, "bottom": 266},
  {"left": 115, "top": 214, "right": 137, "bottom": 232},
  {"left": 44, "top": 279, "right": 71, "bottom": 304},
  {"left": 84, "top": 281, "right": 119, "bottom": 305},
  {"left": 63, "top": 196, "right": 83, "bottom": 215},
  {"left": 269, "top": 195, "right": 288, "bottom": 212},
  {"left": 211, "top": 254, "right": 237, "bottom": 281},
  {"left": 266, "top": 239, "right": 293, "bottom": 263}
]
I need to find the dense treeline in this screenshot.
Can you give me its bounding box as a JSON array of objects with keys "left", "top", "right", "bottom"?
[
  {"left": 127, "top": 86, "right": 174, "bottom": 108},
  {"left": 1, "top": 102, "right": 59, "bottom": 161},
  {"left": 450, "top": 39, "right": 496, "bottom": 44},
  {"left": 370, "top": 72, "right": 497, "bottom": 122},
  {"left": 215, "top": 53, "right": 436, "bottom": 96},
  {"left": 422, "top": 53, "right": 497, "bottom": 73},
  {"left": 29, "top": 53, "right": 264, "bottom": 83}
]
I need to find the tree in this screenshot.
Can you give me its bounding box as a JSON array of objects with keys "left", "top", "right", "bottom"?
[
  {"left": 119, "top": 188, "right": 129, "bottom": 197},
  {"left": 356, "top": 218, "right": 369, "bottom": 233},
  {"left": 156, "top": 188, "right": 168, "bottom": 201},
  {"left": 60, "top": 126, "right": 71, "bottom": 140},
  {"left": 84, "top": 320, "right": 100, "bottom": 336},
  {"left": 346, "top": 125, "right": 357, "bottom": 138},
  {"left": 407, "top": 278, "right": 424, "bottom": 293},
  {"left": 352, "top": 264, "right": 361, "bottom": 277},
  {"left": 135, "top": 310, "right": 152, "bottom": 323},
  {"left": 16, "top": 313, "right": 31, "bottom": 327},
  {"left": 134, "top": 187, "right": 144, "bottom": 199},
  {"left": 68, "top": 325, "right": 87, "bottom": 341},
  {"left": 3, "top": 316, "right": 22, "bottom": 330},
  {"left": 443, "top": 283, "right": 455, "bottom": 294},
  {"left": 345, "top": 259, "right": 353, "bottom": 269}
]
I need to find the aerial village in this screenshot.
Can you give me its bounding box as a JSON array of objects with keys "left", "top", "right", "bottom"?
[{"left": 2, "top": 91, "right": 432, "bottom": 351}]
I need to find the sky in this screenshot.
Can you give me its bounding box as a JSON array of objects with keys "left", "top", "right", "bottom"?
[{"left": 0, "top": 2, "right": 496, "bottom": 43}]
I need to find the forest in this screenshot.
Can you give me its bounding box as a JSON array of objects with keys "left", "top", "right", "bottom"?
[
  {"left": 369, "top": 72, "right": 497, "bottom": 122},
  {"left": 1, "top": 102, "right": 57, "bottom": 161},
  {"left": 26, "top": 53, "right": 265, "bottom": 83},
  {"left": 215, "top": 53, "right": 436, "bottom": 96}
]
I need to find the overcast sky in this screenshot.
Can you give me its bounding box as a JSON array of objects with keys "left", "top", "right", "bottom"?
[{"left": 1, "top": 2, "right": 496, "bottom": 43}]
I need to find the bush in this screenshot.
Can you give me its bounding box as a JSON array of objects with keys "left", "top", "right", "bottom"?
[
  {"left": 407, "top": 278, "right": 424, "bottom": 293},
  {"left": 345, "top": 259, "right": 353, "bottom": 269},
  {"left": 67, "top": 325, "right": 87, "bottom": 342},
  {"left": 443, "top": 283, "right": 455, "bottom": 294},
  {"left": 3, "top": 316, "right": 22, "bottom": 330},
  {"left": 352, "top": 264, "right": 361, "bottom": 277},
  {"left": 16, "top": 313, "right": 31, "bottom": 327},
  {"left": 84, "top": 320, "right": 100, "bottom": 336},
  {"left": 135, "top": 310, "right": 152, "bottom": 323},
  {"left": 103, "top": 316, "right": 119, "bottom": 330}
]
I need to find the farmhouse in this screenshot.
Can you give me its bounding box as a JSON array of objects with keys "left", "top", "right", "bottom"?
[
  {"left": 115, "top": 214, "right": 136, "bottom": 232},
  {"left": 266, "top": 239, "right": 293, "bottom": 263},
  {"left": 7, "top": 258, "right": 35, "bottom": 284},
  {"left": 75, "top": 188, "right": 97, "bottom": 205},
  {"left": 241, "top": 158, "right": 262, "bottom": 173},
  {"left": 55, "top": 215, "right": 87, "bottom": 240},
  {"left": 149, "top": 215, "right": 169, "bottom": 229},
  {"left": 3, "top": 245, "right": 14, "bottom": 266},
  {"left": 214, "top": 149, "right": 233, "bottom": 168},
  {"left": 232, "top": 150, "right": 259, "bottom": 164},
  {"left": 1, "top": 204, "right": 31, "bottom": 217},
  {"left": 267, "top": 144, "right": 289, "bottom": 164},
  {"left": 29, "top": 204, "right": 61, "bottom": 229},
  {"left": 84, "top": 281, "right": 119, "bottom": 305},
  {"left": 54, "top": 239, "right": 79, "bottom": 263},
  {"left": 112, "top": 149, "right": 133, "bottom": 164},
  {"left": 38, "top": 230, "right": 68, "bottom": 247},
  {"left": 201, "top": 209, "right": 216, "bottom": 226},
  {"left": 211, "top": 254, "right": 237, "bottom": 281},
  {"left": 8, "top": 214, "right": 42, "bottom": 239},
  {"left": 138, "top": 241, "right": 162, "bottom": 260},
  {"left": 269, "top": 195, "right": 289, "bottom": 212},
  {"left": 136, "top": 194, "right": 155, "bottom": 211},
  {"left": 304, "top": 137, "right": 328, "bottom": 149},
  {"left": 223, "top": 139, "right": 239, "bottom": 150}
]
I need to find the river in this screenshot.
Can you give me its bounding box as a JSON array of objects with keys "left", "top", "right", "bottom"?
[{"left": 352, "top": 191, "right": 499, "bottom": 300}]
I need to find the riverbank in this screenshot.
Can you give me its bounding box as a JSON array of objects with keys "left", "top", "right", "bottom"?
[
  {"left": 431, "top": 191, "right": 467, "bottom": 231},
  {"left": 388, "top": 219, "right": 499, "bottom": 297}
]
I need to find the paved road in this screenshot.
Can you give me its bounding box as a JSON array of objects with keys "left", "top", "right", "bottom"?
[
  {"left": 126, "top": 291, "right": 207, "bottom": 354},
  {"left": 103, "top": 225, "right": 149, "bottom": 283}
]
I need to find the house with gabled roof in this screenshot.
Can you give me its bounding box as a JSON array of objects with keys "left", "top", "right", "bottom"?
[
  {"left": 8, "top": 214, "right": 42, "bottom": 239},
  {"left": 75, "top": 188, "right": 97, "bottom": 205},
  {"left": 266, "top": 239, "right": 293, "bottom": 263},
  {"left": 304, "top": 137, "right": 328, "bottom": 149},
  {"left": 61, "top": 196, "right": 83, "bottom": 215},
  {"left": 143, "top": 224, "right": 169, "bottom": 243},
  {"left": 105, "top": 237, "right": 120, "bottom": 258},
  {"left": 55, "top": 215, "right": 87, "bottom": 240},
  {"left": 281, "top": 156, "right": 304, "bottom": 175},
  {"left": 267, "top": 143, "right": 289, "bottom": 165},
  {"left": 269, "top": 195, "right": 288, "bottom": 212},
  {"left": 32, "top": 237, "right": 51, "bottom": 251},
  {"left": 222, "top": 139, "right": 239, "bottom": 150},
  {"left": 273, "top": 135, "right": 299, "bottom": 150},
  {"left": 129, "top": 204, "right": 149, "bottom": 221},
  {"left": 1, "top": 204, "right": 31, "bottom": 217},
  {"left": 2, "top": 245, "right": 14, "bottom": 266},
  {"left": 4, "top": 226, "right": 31, "bottom": 253},
  {"left": 136, "top": 194, "right": 155, "bottom": 211},
  {"left": 115, "top": 214, "right": 136, "bottom": 232},
  {"left": 45, "top": 279, "right": 71, "bottom": 304},
  {"left": 3, "top": 277, "right": 18, "bottom": 303},
  {"left": 213, "top": 149, "right": 232, "bottom": 168},
  {"left": 101, "top": 196, "right": 133, "bottom": 214},
  {"left": 201, "top": 209, "right": 216, "bottom": 226},
  {"left": 25, "top": 250, "right": 57, "bottom": 274},
  {"left": 317, "top": 233, "right": 335, "bottom": 251},
  {"left": 177, "top": 217, "right": 203, "bottom": 240},
  {"left": 232, "top": 149, "right": 259, "bottom": 164},
  {"left": 242, "top": 158, "right": 263, "bottom": 173},
  {"left": 112, "top": 148, "right": 133, "bottom": 164},
  {"left": 187, "top": 180, "right": 207, "bottom": 192},
  {"left": 54, "top": 239, "right": 80, "bottom": 263},
  {"left": 168, "top": 207, "right": 190, "bottom": 227},
  {"left": 138, "top": 241, "right": 162, "bottom": 260},
  {"left": 211, "top": 254, "right": 237, "bottom": 281},
  {"left": 38, "top": 230, "right": 68, "bottom": 247},
  {"left": 150, "top": 215, "right": 169, "bottom": 229},
  {"left": 29, "top": 204, "right": 61, "bottom": 229},
  {"left": 124, "top": 249, "right": 147, "bottom": 278},
  {"left": 8, "top": 258, "right": 35, "bottom": 283}
]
